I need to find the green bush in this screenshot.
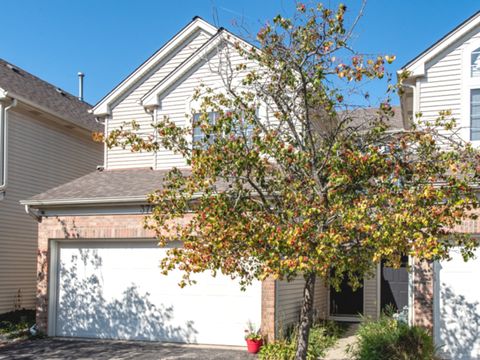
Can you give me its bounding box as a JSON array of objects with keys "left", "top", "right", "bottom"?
[
  {"left": 0, "top": 309, "right": 36, "bottom": 340},
  {"left": 350, "top": 316, "right": 438, "bottom": 360},
  {"left": 259, "top": 321, "right": 341, "bottom": 360}
]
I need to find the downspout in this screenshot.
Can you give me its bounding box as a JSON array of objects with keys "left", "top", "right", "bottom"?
[
  {"left": 401, "top": 82, "right": 416, "bottom": 326},
  {"left": 94, "top": 116, "right": 107, "bottom": 170},
  {"left": 24, "top": 204, "right": 41, "bottom": 222},
  {"left": 401, "top": 83, "right": 416, "bottom": 129},
  {"left": 0, "top": 98, "right": 18, "bottom": 197},
  {"left": 142, "top": 105, "right": 157, "bottom": 170}
]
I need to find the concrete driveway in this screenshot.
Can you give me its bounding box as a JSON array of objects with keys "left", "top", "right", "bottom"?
[{"left": 0, "top": 338, "right": 258, "bottom": 360}]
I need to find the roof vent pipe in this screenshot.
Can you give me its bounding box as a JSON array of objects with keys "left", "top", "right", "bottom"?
[{"left": 78, "top": 72, "right": 85, "bottom": 101}]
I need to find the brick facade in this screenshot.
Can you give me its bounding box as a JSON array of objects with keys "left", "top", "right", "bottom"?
[
  {"left": 412, "top": 260, "right": 434, "bottom": 331},
  {"left": 409, "top": 214, "right": 480, "bottom": 332}
]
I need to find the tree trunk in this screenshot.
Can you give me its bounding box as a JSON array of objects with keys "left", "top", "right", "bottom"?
[{"left": 295, "top": 272, "right": 316, "bottom": 360}]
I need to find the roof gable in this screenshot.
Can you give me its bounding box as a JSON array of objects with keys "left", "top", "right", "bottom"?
[
  {"left": 93, "top": 17, "right": 217, "bottom": 116},
  {"left": 140, "top": 29, "right": 255, "bottom": 108},
  {"left": 401, "top": 11, "right": 480, "bottom": 77}
]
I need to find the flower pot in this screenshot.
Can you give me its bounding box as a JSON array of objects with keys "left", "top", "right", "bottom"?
[{"left": 246, "top": 338, "right": 263, "bottom": 354}]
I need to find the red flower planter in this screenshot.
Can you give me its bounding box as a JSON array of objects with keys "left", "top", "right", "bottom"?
[{"left": 246, "top": 338, "right": 263, "bottom": 354}]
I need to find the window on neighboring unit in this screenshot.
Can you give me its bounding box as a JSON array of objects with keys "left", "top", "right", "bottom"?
[
  {"left": 472, "top": 47, "right": 480, "bottom": 77},
  {"left": 470, "top": 89, "right": 480, "bottom": 140}
]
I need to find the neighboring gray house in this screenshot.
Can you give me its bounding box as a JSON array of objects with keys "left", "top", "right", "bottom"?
[{"left": 0, "top": 59, "right": 103, "bottom": 314}]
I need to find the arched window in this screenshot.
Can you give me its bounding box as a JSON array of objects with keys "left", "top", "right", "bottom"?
[{"left": 471, "top": 47, "right": 480, "bottom": 77}]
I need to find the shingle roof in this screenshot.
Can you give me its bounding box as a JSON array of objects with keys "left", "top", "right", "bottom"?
[
  {"left": 24, "top": 168, "right": 173, "bottom": 205},
  {"left": 0, "top": 59, "right": 101, "bottom": 132},
  {"left": 344, "top": 105, "right": 404, "bottom": 130},
  {"left": 23, "top": 107, "right": 404, "bottom": 207}
]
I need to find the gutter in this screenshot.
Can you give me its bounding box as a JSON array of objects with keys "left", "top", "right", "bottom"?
[
  {"left": 0, "top": 96, "right": 18, "bottom": 196},
  {"left": 20, "top": 191, "right": 205, "bottom": 208},
  {"left": 20, "top": 195, "right": 149, "bottom": 208}
]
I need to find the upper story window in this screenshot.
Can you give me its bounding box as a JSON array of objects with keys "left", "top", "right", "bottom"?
[
  {"left": 471, "top": 89, "right": 480, "bottom": 141},
  {"left": 192, "top": 111, "right": 254, "bottom": 148},
  {"left": 193, "top": 112, "right": 217, "bottom": 147},
  {"left": 472, "top": 47, "right": 480, "bottom": 77}
]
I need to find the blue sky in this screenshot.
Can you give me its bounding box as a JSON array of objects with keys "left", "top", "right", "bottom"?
[{"left": 1, "top": 1, "right": 478, "bottom": 105}]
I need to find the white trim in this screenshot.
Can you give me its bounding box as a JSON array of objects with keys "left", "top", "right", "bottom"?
[
  {"left": 141, "top": 32, "right": 224, "bottom": 107},
  {"left": 408, "top": 256, "right": 414, "bottom": 326},
  {"left": 21, "top": 195, "right": 148, "bottom": 207},
  {"left": 401, "top": 12, "right": 480, "bottom": 77},
  {"left": 461, "top": 39, "right": 480, "bottom": 144},
  {"left": 141, "top": 30, "right": 255, "bottom": 108},
  {"left": 376, "top": 263, "right": 381, "bottom": 319},
  {"left": 432, "top": 260, "right": 441, "bottom": 346},
  {"left": 39, "top": 205, "right": 155, "bottom": 217},
  {"left": 92, "top": 18, "right": 217, "bottom": 116},
  {"left": 48, "top": 240, "right": 59, "bottom": 336}
]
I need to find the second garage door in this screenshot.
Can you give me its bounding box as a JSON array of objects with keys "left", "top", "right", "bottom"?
[
  {"left": 52, "top": 241, "right": 262, "bottom": 346},
  {"left": 435, "top": 248, "right": 480, "bottom": 359}
]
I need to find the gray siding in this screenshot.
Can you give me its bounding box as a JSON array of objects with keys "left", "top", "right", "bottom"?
[
  {"left": 364, "top": 269, "right": 379, "bottom": 319},
  {"left": 0, "top": 110, "right": 102, "bottom": 313},
  {"left": 275, "top": 276, "right": 329, "bottom": 337}
]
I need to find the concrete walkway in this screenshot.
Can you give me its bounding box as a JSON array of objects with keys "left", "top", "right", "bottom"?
[{"left": 323, "top": 324, "right": 358, "bottom": 360}]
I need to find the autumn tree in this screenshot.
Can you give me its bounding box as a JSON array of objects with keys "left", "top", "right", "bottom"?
[{"left": 104, "top": 3, "right": 480, "bottom": 359}]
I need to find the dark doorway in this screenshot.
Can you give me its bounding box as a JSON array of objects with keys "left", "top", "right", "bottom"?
[
  {"left": 330, "top": 276, "right": 364, "bottom": 317},
  {"left": 381, "top": 256, "right": 409, "bottom": 313}
]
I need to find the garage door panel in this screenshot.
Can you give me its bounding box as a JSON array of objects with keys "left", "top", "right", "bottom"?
[
  {"left": 55, "top": 242, "right": 261, "bottom": 346},
  {"left": 436, "top": 249, "right": 480, "bottom": 359}
]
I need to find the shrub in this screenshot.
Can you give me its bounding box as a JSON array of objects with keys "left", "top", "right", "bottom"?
[
  {"left": 350, "top": 316, "right": 438, "bottom": 360},
  {"left": 259, "top": 321, "right": 342, "bottom": 360}
]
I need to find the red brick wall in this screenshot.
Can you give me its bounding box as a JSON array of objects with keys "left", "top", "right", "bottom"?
[
  {"left": 411, "top": 211, "right": 480, "bottom": 332},
  {"left": 36, "top": 214, "right": 277, "bottom": 340},
  {"left": 261, "top": 277, "right": 276, "bottom": 342},
  {"left": 413, "top": 260, "right": 434, "bottom": 331}
]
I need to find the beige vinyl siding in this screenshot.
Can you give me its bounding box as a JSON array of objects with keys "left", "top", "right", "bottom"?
[
  {"left": 107, "top": 29, "right": 211, "bottom": 169},
  {"left": 420, "top": 47, "right": 462, "bottom": 122},
  {"left": 363, "top": 269, "right": 379, "bottom": 319},
  {"left": 0, "top": 110, "right": 102, "bottom": 313},
  {"left": 275, "top": 277, "right": 305, "bottom": 332},
  {"left": 419, "top": 28, "right": 480, "bottom": 139},
  {"left": 314, "top": 278, "right": 328, "bottom": 320},
  {"left": 275, "top": 276, "right": 329, "bottom": 335},
  {"left": 155, "top": 45, "right": 255, "bottom": 169}
]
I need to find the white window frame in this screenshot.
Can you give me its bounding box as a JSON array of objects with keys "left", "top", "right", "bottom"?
[{"left": 461, "top": 41, "right": 480, "bottom": 144}]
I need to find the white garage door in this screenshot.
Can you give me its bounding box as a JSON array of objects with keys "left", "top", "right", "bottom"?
[
  {"left": 53, "top": 242, "right": 261, "bottom": 346},
  {"left": 435, "top": 248, "right": 480, "bottom": 359}
]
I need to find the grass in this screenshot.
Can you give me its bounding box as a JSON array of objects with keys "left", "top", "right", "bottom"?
[{"left": 0, "top": 309, "right": 35, "bottom": 339}]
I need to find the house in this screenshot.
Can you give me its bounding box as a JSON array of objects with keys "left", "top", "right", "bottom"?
[
  {"left": 20, "top": 17, "right": 333, "bottom": 346},
  {"left": 399, "top": 11, "right": 480, "bottom": 360},
  {"left": 0, "top": 59, "right": 103, "bottom": 314},
  {"left": 20, "top": 12, "right": 480, "bottom": 355}
]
